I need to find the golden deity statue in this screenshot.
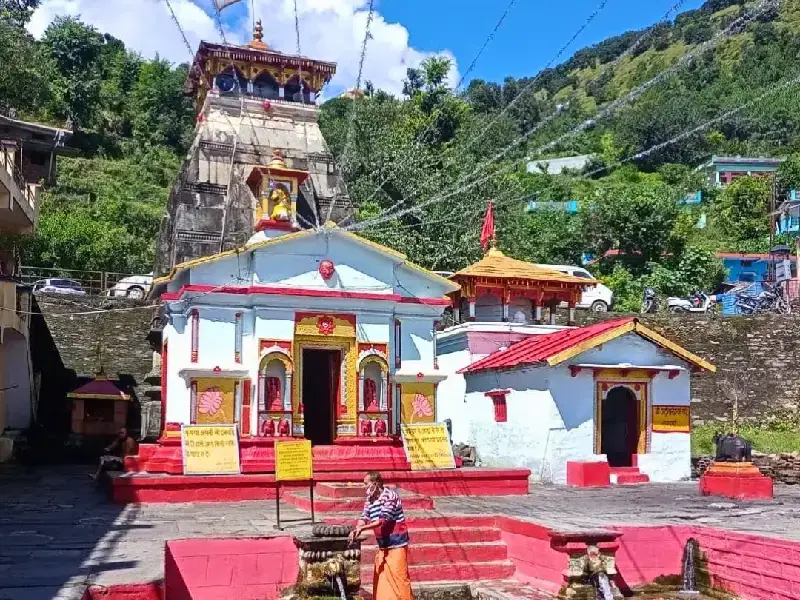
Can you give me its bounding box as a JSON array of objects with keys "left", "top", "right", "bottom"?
[{"left": 269, "top": 184, "right": 292, "bottom": 221}]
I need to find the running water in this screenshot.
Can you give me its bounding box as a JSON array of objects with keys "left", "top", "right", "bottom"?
[
  {"left": 334, "top": 574, "right": 347, "bottom": 600},
  {"left": 594, "top": 572, "right": 615, "bottom": 600},
  {"left": 679, "top": 538, "right": 701, "bottom": 596}
]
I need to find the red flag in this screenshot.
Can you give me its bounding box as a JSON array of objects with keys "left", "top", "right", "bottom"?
[{"left": 480, "top": 200, "right": 495, "bottom": 250}]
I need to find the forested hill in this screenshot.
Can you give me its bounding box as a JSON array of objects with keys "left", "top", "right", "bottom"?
[{"left": 4, "top": 0, "right": 800, "bottom": 311}]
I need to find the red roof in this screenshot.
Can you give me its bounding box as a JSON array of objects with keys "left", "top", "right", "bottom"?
[
  {"left": 68, "top": 377, "right": 130, "bottom": 400},
  {"left": 460, "top": 319, "right": 635, "bottom": 374},
  {"left": 460, "top": 317, "right": 715, "bottom": 374}
]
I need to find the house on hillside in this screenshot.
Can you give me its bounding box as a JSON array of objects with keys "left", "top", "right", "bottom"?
[{"left": 698, "top": 155, "right": 784, "bottom": 187}]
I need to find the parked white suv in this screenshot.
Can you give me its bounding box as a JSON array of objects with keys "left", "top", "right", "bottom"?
[
  {"left": 537, "top": 264, "right": 614, "bottom": 312},
  {"left": 106, "top": 274, "right": 153, "bottom": 299}
]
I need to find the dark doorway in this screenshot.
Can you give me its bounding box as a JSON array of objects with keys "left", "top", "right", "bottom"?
[
  {"left": 302, "top": 349, "right": 339, "bottom": 445},
  {"left": 601, "top": 386, "right": 640, "bottom": 467}
]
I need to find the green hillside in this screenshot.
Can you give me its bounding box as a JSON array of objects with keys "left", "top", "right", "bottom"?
[{"left": 4, "top": 0, "right": 800, "bottom": 310}]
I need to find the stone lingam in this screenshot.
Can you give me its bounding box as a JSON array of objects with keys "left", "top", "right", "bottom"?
[
  {"left": 699, "top": 432, "right": 774, "bottom": 500},
  {"left": 281, "top": 524, "right": 361, "bottom": 600}
]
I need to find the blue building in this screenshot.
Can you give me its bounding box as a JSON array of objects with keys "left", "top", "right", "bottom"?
[{"left": 698, "top": 155, "right": 784, "bottom": 187}]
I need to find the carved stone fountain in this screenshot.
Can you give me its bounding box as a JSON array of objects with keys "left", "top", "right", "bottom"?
[{"left": 281, "top": 524, "right": 361, "bottom": 600}]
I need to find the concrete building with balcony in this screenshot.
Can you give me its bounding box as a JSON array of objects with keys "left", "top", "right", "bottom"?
[
  {"left": 0, "top": 114, "right": 72, "bottom": 236},
  {"left": 0, "top": 115, "right": 71, "bottom": 451}
]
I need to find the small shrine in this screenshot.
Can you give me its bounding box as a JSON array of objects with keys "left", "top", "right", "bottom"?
[
  {"left": 247, "top": 150, "right": 309, "bottom": 236},
  {"left": 69, "top": 375, "right": 131, "bottom": 437},
  {"left": 447, "top": 201, "right": 592, "bottom": 326}
]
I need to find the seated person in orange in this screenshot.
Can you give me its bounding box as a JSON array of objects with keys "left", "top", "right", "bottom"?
[{"left": 90, "top": 428, "right": 138, "bottom": 481}]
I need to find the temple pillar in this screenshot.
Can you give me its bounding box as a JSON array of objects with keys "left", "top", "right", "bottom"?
[
  {"left": 502, "top": 288, "right": 510, "bottom": 323},
  {"left": 534, "top": 303, "right": 543, "bottom": 324},
  {"left": 568, "top": 303, "right": 577, "bottom": 326},
  {"left": 468, "top": 298, "right": 476, "bottom": 321},
  {"left": 453, "top": 304, "right": 461, "bottom": 323},
  {"left": 279, "top": 87, "right": 285, "bottom": 98},
  {"left": 548, "top": 302, "right": 557, "bottom": 326}
]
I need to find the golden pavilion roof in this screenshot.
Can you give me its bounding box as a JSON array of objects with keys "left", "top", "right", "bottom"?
[{"left": 452, "top": 248, "right": 592, "bottom": 287}]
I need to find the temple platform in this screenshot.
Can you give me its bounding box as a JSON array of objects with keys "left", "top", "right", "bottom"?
[
  {"left": 109, "top": 467, "right": 531, "bottom": 503},
  {"left": 699, "top": 461, "right": 774, "bottom": 500}
]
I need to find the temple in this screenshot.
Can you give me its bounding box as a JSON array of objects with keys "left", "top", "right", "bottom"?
[
  {"left": 154, "top": 22, "right": 354, "bottom": 276},
  {"left": 435, "top": 204, "right": 716, "bottom": 485}
]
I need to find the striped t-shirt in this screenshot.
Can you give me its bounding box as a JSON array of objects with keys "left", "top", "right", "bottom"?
[{"left": 361, "top": 487, "right": 409, "bottom": 549}]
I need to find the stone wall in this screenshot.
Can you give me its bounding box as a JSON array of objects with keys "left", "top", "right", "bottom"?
[
  {"left": 577, "top": 312, "right": 800, "bottom": 424},
  {"left": 36, "top": 294, "right": 155, "bottom": 379},
  {"left": 33, "top": 293, "right": 156, "bottom": 440}
]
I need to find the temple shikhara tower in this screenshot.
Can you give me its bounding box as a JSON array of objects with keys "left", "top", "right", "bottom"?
[{"left": 155, "top": 21, "right": 354, "bottom": 275}]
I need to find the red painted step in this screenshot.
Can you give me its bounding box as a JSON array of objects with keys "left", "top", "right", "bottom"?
[
  {"left": 315, "top": 482, "right": 394, "bottom": 498},
  {"left": 326, "top": 513, "right": 498, "bottom": 530},
  {"left": 367, "top": 527, "right": 501, "bottom": 545},
  {"left": 610, "top": 467, "right": 650, "bottom": 485},
  {"left": 616, "top": 473, "right": 650, "bottom": 484},
  {"left": 361, "top": 561, "right": 515, "bottom": 583},
  {"left": 361, "top": 542, "right": 507, "bottom": 565},
  {"left": 285, "top": 491, "right": 434, "bottom": 513}
]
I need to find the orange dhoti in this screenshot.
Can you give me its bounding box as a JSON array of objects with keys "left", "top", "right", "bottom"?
[{"left": 373, "top": 546, "right": 413, "bottom": 600}]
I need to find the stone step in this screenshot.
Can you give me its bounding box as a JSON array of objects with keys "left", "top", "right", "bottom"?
[
  {"left": 361, "top": 560, "right": 516, "bottom": 583},
  {"left": 326, "top": 513, "right": 498, "bottom": 530},
  {"left": 285, "top": 491, "right": 434, "bottom": 513},
  {"left": 361, "top": 526, "right": 502, "bottom": 545},
  {"left": 361, "top": 542, "right": 508, "bottom": 565}
]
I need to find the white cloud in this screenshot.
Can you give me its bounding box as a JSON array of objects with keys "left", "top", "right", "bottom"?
[{"left": 28, "top": 0, "right": 458, "bottom": 97}]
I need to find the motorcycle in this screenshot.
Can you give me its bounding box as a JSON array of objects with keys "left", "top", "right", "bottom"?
[
  {"left": 667, "top": 291, "right": 717, "bottom": 313},
  {"left": 640, "top": 287, "right": 658, "bottom": 314},
  {"left": 735, "top": 281, "right": 791, "bottom": 315}
]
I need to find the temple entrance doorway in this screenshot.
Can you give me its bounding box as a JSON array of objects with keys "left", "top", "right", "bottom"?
[
  {"left": 302, "top": 349, "right": 340, "bottom": 446},
  {"left": 601, "top": 386, "right": 640, "bottom": 467}
]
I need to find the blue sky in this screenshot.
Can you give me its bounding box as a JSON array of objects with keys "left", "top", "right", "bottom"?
[
  {"left": 379, "top": 0, "right": 706, "bottom": 86},
  {"left": 29, "top": 0, "right": 707, "bottom": 96}
]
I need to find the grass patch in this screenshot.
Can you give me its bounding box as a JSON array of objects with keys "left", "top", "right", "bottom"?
[{"left": 692, "top": 423, "right": 800, "bottom": 456}]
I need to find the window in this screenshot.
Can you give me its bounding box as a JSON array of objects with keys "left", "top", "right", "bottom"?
[
  {"left": 394, "top": 319, "right": 402, "bottom": 368},
  {"left": 571, "top": 270, "right": 594, "bottom": 279},
  {"left": 190, "top": 309, "right": 199, "bottom": 363},
  {"left": 234, "top": 313, "right": 243, "bottom": 363},
  {"left": 739, "top": 271, "right": 757, "bottom": 283},
  {"left": 485, "top": 390, "right": 510, "bottom": 423},
  {"left": 28, "top": 151, "right": 48, "bottom": 166},
  {"left": 83, "top": 399, "right": 116, "bottom": 423}
]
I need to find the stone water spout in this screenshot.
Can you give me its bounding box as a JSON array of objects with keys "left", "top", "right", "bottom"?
[
  {"left": 575, "top": 545, "right": 618, "bottom": 600},
  {"left": 281, "top": 524, "right": 361, "bottom": 600},
  {"left": 678, "top": 538, "right": 701, "bottom": 597}
]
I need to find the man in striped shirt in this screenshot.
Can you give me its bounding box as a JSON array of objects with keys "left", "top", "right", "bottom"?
[{"left": 349, "top": 472, "right": 412, "bottom": 600}]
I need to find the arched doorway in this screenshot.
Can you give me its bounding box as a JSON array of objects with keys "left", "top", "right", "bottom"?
[{"left": 601, "top": 386, "right": 640, "bottom": 467}]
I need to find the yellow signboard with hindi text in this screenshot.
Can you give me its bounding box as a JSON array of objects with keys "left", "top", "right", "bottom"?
[
  {"left": 181, "top": 424, "right": 240, "bottom": 475},
  {"left": 652, "top": 405, "right": 691, "bottom": 433},
  {"left": 275, "top": 439, "right": 313, "bottom": 481},
  {"left": 401, "top": 424, "right": 456, "bottom": 471}
]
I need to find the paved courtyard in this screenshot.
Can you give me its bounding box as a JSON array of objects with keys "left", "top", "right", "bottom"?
[{"left": 2, "top": 465, "right": 800, "bottom": 600}]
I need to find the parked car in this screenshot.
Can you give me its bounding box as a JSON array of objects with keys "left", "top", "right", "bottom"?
[
  {"left": 537, "top": 264, "right": 614, "bottom": 312},
  {"left": 32, "top": 278, "right": 86, "bottom": 296},
  {"left": 106, "top": 274, "right": 153, "bottom": 299}
]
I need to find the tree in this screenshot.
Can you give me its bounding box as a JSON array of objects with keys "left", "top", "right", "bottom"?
[
  {"left": 40, "top": 17, "right": 104, "bottom": 127},
  {"left": 581, "top": 180, "right": 681, "bottom": 269},
  {"left": 0, "top": 20, "right": 50, "bottom": 117},
  {"left": 0, "top": 0, "right": 39, "bottom": 27},
  {"left": 712, "top": 176, "right": 771, "bottom": 245}
]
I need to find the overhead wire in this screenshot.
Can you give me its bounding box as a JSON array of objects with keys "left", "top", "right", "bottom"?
[
  {"left": 351, "top": 0, "right": 683, "bottom": 233},
  {"left": 325, "top": 0, "right": 376, "bottom": 225},
  {"left": 347, "top": 0, "right": 776, "bottom": 234},
  {"left": 357, "top": 0, "right": 521, "bottom": 208}
]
